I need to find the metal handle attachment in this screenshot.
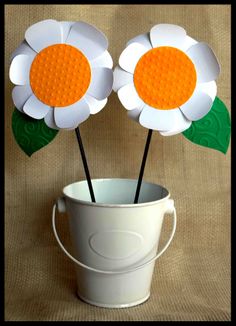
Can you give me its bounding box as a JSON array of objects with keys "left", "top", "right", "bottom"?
[{"left": 52, "top": 199, "right": 177, "bottom": 275}]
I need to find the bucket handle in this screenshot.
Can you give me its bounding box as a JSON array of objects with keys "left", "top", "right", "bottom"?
[{"left": 52, "top": 200, "right": 177, "bottom": 275}]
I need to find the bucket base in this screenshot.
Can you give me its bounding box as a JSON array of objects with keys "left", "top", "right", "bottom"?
[{"left": 77, "top": 291, "right": 150, "bottom": 309}]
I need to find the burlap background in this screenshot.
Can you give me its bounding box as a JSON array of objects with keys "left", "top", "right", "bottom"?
[{"left": 5, "top": 4, "right": 231, "bottom": 321}]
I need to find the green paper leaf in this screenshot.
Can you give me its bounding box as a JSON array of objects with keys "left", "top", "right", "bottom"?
[
  {"left": 182, "top": 97, "right": 231, "bottom": 154},
  {"left": 12, "top": 109, "right": 59, "bottom": 156}
]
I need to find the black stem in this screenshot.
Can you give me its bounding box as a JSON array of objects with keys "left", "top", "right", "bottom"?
[
  {"left": 134, "top": 129, "right": 153, "bottom": 204},
  {"left": 75, "top": 127, "right": 96, "bottom": 203}
]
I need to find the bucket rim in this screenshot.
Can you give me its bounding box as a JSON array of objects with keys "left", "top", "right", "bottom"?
[{"left": 62, "top": 178, "right": 170, "bottom": 208}]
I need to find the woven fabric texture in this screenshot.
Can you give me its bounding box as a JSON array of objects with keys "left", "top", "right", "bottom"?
[{"left": 5, "top": 4, "right": 231, "bottom": 321}]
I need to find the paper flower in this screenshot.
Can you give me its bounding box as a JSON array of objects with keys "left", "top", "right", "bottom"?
[
  {"left": 113, "top": 24, "right": 221, "bottom": 136},
  {"left": 9, "top": 19, "right": 113, "bottom": 130}
]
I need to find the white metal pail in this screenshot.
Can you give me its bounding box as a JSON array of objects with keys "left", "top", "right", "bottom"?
[{"left": 52, "top": 179, "right": 177, "bottom": 308}]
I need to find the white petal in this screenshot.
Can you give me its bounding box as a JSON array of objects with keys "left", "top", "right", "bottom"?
[
  {"left": 179, "top": 87, "right": 213, "bottom": 121},
  {"left": 25, "top": 19, "right": 62, "bottom": 53},
  {"left": 113, "top": 66, "right": 133, "bottom": 92},
  {"left": 119, "top": 43, "right": 147, "bottom": 73},
  {"left": 187, "top": 42, "right": 220, "bottom": 82},
  {"left": 10, "top": 40, "right": 37, "bottom": 62},
  {"left": 90, "top": 51, "right": 113, "bottom": 69},
  {"left": 126, "top": 33, "right": 152, "bottom": 51},
  {"left": 127, "top": 106, "right": 145, "bottom": 122},
  {"left": 150, "top": 24, "right": 187, "bottom": 48},
  {"left": 118, "top": 83, "right": 144, "bottom": 110},
  {"left": 87, "top": 67, "right": 113, "bottom": 100},
  {"left": 84, "top": 94, "right": 107, "bottom": 114},
  {"left": 65, "top": 21, "right": 108, "bottom": 60},
  {"left": 9, "top": 54, "right": 34, "bottom": 85},
  {"left": 181, "top": 35, "right": 198, "bottom": 52},
  {"left": 12, "top": 85, "right": 33, "bottom": 112},
  {"left": 54, "top": 99, "right": 90, "bottom": 129},
  {"left": 139, "top": 106, "right": 185, "bottom": 131},
  {"left": 44, "top": 109, "right": 59, "bottom": 130},
  {"left": 160, "top": 120, "right": 191, "bottom": 136},
  {"left": 23, "top": 94, "right": 51, "bottom": 119},
  {"left": 198, "top": 81, "right": 217, "bottom": 101},
  {"left": 60, "top": 21, "right": 74, "bottom": 43}
]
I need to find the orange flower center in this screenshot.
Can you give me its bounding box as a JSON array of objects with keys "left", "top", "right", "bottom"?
[
  {"left": 30, "top": 44, "right": 91, "bottom": 107},
  {"left": 134, "top": 46, "right": 197, "bottom": 110}
]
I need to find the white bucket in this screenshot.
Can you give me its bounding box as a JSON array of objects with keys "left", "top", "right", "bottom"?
[{"left": 52, "top": 178, "right": 177, "bottom": 308}]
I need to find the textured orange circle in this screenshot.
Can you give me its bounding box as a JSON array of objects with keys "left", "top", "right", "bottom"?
[
  {"left": 30, "top": 44, "right": 91, "bottom": 107},
  {"left": 134, "top": 46, "right": 197, "bottom": 110}
]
